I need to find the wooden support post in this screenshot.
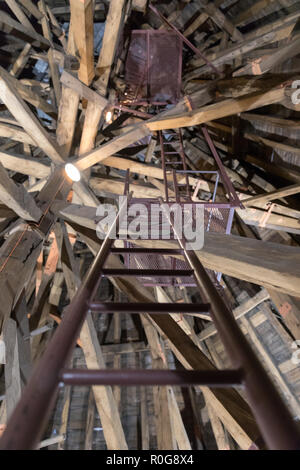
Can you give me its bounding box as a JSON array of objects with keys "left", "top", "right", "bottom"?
[
  {"left": 69, "top": 0, "right": 94, "bottom": 86},
  {"left": 95, "top": 0, "right": 126, "bottom": 95},
  {"left": 38, "top": 0, "right": 61, "bottom": 106}
]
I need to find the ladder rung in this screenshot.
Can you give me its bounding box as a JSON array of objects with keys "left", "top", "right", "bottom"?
[
  {"left": 101, "top": 269, "right": 194, "bottom": 278},
  {"left": 165, "top": 162, "right": 182, "bottom": 165},
  {"left": 60, "top": 369, "right": 244, "bottom": 387},
  {"left": 111, "top": 248, "right": 184, "bottom": 255},
  {"left": 164, "top": 151, "right": 180, "bottom": 155},
  {"left": 87, "top": 302, "right": 211, "bottom": 314}
]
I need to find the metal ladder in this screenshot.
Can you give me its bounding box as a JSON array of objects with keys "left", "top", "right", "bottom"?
[
  {"left": 1, "top": 185, "right": 300, "bottom": 450},
  {"left": 159, "top": 128, "right": 191, "bottom": 203}
]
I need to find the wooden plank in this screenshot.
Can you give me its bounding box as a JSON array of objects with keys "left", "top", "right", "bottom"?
[
  {"left": 199, "top": 289, "right": 270, "bottom": 342},
  {"left": 201, "top": 1, "right": 243, "bottom": 42},
  {"left": 140, "top": 386, "right": 149, "bottom": 450},
  {"left": 72, "top": 87, "right": 285, "bottom": 172},
  {"left": 79, "top": 101, "right": 104, "bottom": 155},
  {"left": 236, "top": 206, "right": 300, "bottom": 235},
  {"left": 140, "top": 316, "right": 176, "bottom": 450},
  {"left": 234, "top": 36, "right": 300, "bottom": 76},
  {"left": 0, "top": 67, "right": 63, "bottom": 163},
  {"left": 12, "top": 292, "right": 31, "bottom": 388},
  {"left": 4, "top": 0, "right": 34, "bottom": 32},
  {"left": 38, "top": 0, "right": 61, "bottom": 105},
  {"left": 268, "top": 290, "right": 300, "bottom": 342},
  {"left": 60, "top": 71, "right": 108, "bottom": 108},
  {"left": 3, "top": 318, "right": 21, "bottom": 420},
  {"left": 242, "top": 185, "right": 300, "bottom": 207},
  {"left": 168, "top": 387, "right": 192, "bottom": 450},
  {"left": 6, "top": 71, "right": 57, "bottom": 118},
  {"left": 80, "top": 314, "right": 128, "bottom": 449},
  {"left": 56, "top": 85, "right": 80, "bottom": 158},
  {"left": 0, "top": 11, "right": 50, "bottom": 50},
  {"left": 69, "top": 0, "right": 94, "bottom": 85},
  {"left": 183, "top": 12, "right": 208, "bottom": 37},
  {"left": 206, "top": 401, "right": 230, "bottom": 450},
  {"left": 239, "top": 308, "right": 300, "bottom": 418},
  {"left": 0, "top": 169, "right": 70, "bottom": 332},
  {"left": 18, "top": 0, "right": 43, "bottom": 21},
  {"left": 233, "top": 0, "right": 276, "bottom": 27},
  {"left": 146, "top": 88, "right": 286, "bottom": 132},
  {"left": 0, "top": 123, "right": 36, "bottom": 145},
  {"left": 241, "top": 113, "right": 300, "bottom": 129},
  {"left": 132, "top": 0, "right": 147, "bottom": 12},
  {"left": 9, "top": 43, "right": 31, "bottom": 77},
  {"left": 187, "top": 23, "right": 296, "bottom": 77},
  {"left": 0, "top": 151, "right": 50, "bottom": 178},
  {"left": 75, "top": 124, "right": 150, "bottom": 171},
  {"left": 0, "top": 162, "right": 42, "bottom": 221},
  {"left": 84, "top": 388, "right": 95, "bottom": 450},
  {"left": 95, "top": 0, "right": 126, "bottom": 95}
]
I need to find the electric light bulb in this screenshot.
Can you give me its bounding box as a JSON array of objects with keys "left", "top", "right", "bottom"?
[
  {"left": 105, "top": 110, "right": 112, "bottom": 123},
  {"left": 65, "top": 163, "right": 81, "bottom": 182}
]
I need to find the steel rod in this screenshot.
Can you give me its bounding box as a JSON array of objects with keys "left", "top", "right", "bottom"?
[
  {"left": 87, "top": 302, "right": 211, "bottom": 314},
  {"left": 60, "top": 369, "right": 244, "bottom": 387},
  {"left": 101, "top": 268, "right": 194, "bottom": 278}
]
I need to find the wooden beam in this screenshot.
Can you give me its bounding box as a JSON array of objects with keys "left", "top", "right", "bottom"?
[
  {"left": 74, "top": 124, "right": 150, "bottom": 171},
  {"left": 0, "top": 67, "right": 63, "bottom": 163},
  {"left": 0, "top": 123, "right": 36, "bottom": 145},
  {"left": 147, "top": 88, "right": 286, "bottom": 132},
  {"left": 0, "top": 162, "right": 42, "bottom": 221},
  {"left": 0, "top": 151, "right": 50, "bottom": 178},
  {"left": 199, "top": 289, "right": 270, "bottom": 342},
  {"left": 80, "top": 314, "right": 129, "bottom": 449},
  {"left": 242, "top": 185, "right": 300, "bottom": 207},
  {"left": 183, "top": 12, "right": 209, "bottom": 38},
  {"left": 4, "top": 0, "right": 34, "bottom": 32},
  {"left": 234, "top": 36, "right": 300, "bottom": 76},
  {"left": 239, "top": 304, "right": 300, "bottom": 418},
  {"left": 69, "top": 0, "right": 94, "bottom": 85},
  {"left": 187, "top": 22, "right": 296, "bottom": 77},
  {"left": 3, "top": 318, "right": 21, "bottom": 420},
  {"left": 0, "top": 11, "right": 49, "bottom": 50},
  {"left": 72, "top": 87, "right": 286, "bottom": 172},
  {"left": 56, "top": 85, "right": 80, "bottom": 158},
  {"left": 59, "top": 227, "right": 128, "bottom": 450},
  {"left": 60, "top": 71, "right": 108, "bottom": 108},
  {"left": 84, "top": 388, "right": 95, "bottom": 450},
  {"left": 38, "top": 0, "right": 61, "bottom": 105},
  {"left": 18, "top": 0, "right": 43, "bottom": 21},
  {"left": 95, "top": 0, "right": 126, "bottom": 95},
  {"left": 9, "top": 42, "right": 31, "bottom": 78},
  {"left": 200, "top": 0, "right": 243, "bottom": 42}
]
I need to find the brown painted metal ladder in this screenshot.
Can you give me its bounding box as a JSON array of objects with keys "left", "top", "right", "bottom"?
[{"left": 1, "top": 183, "right": 300, "bottom": 450}]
